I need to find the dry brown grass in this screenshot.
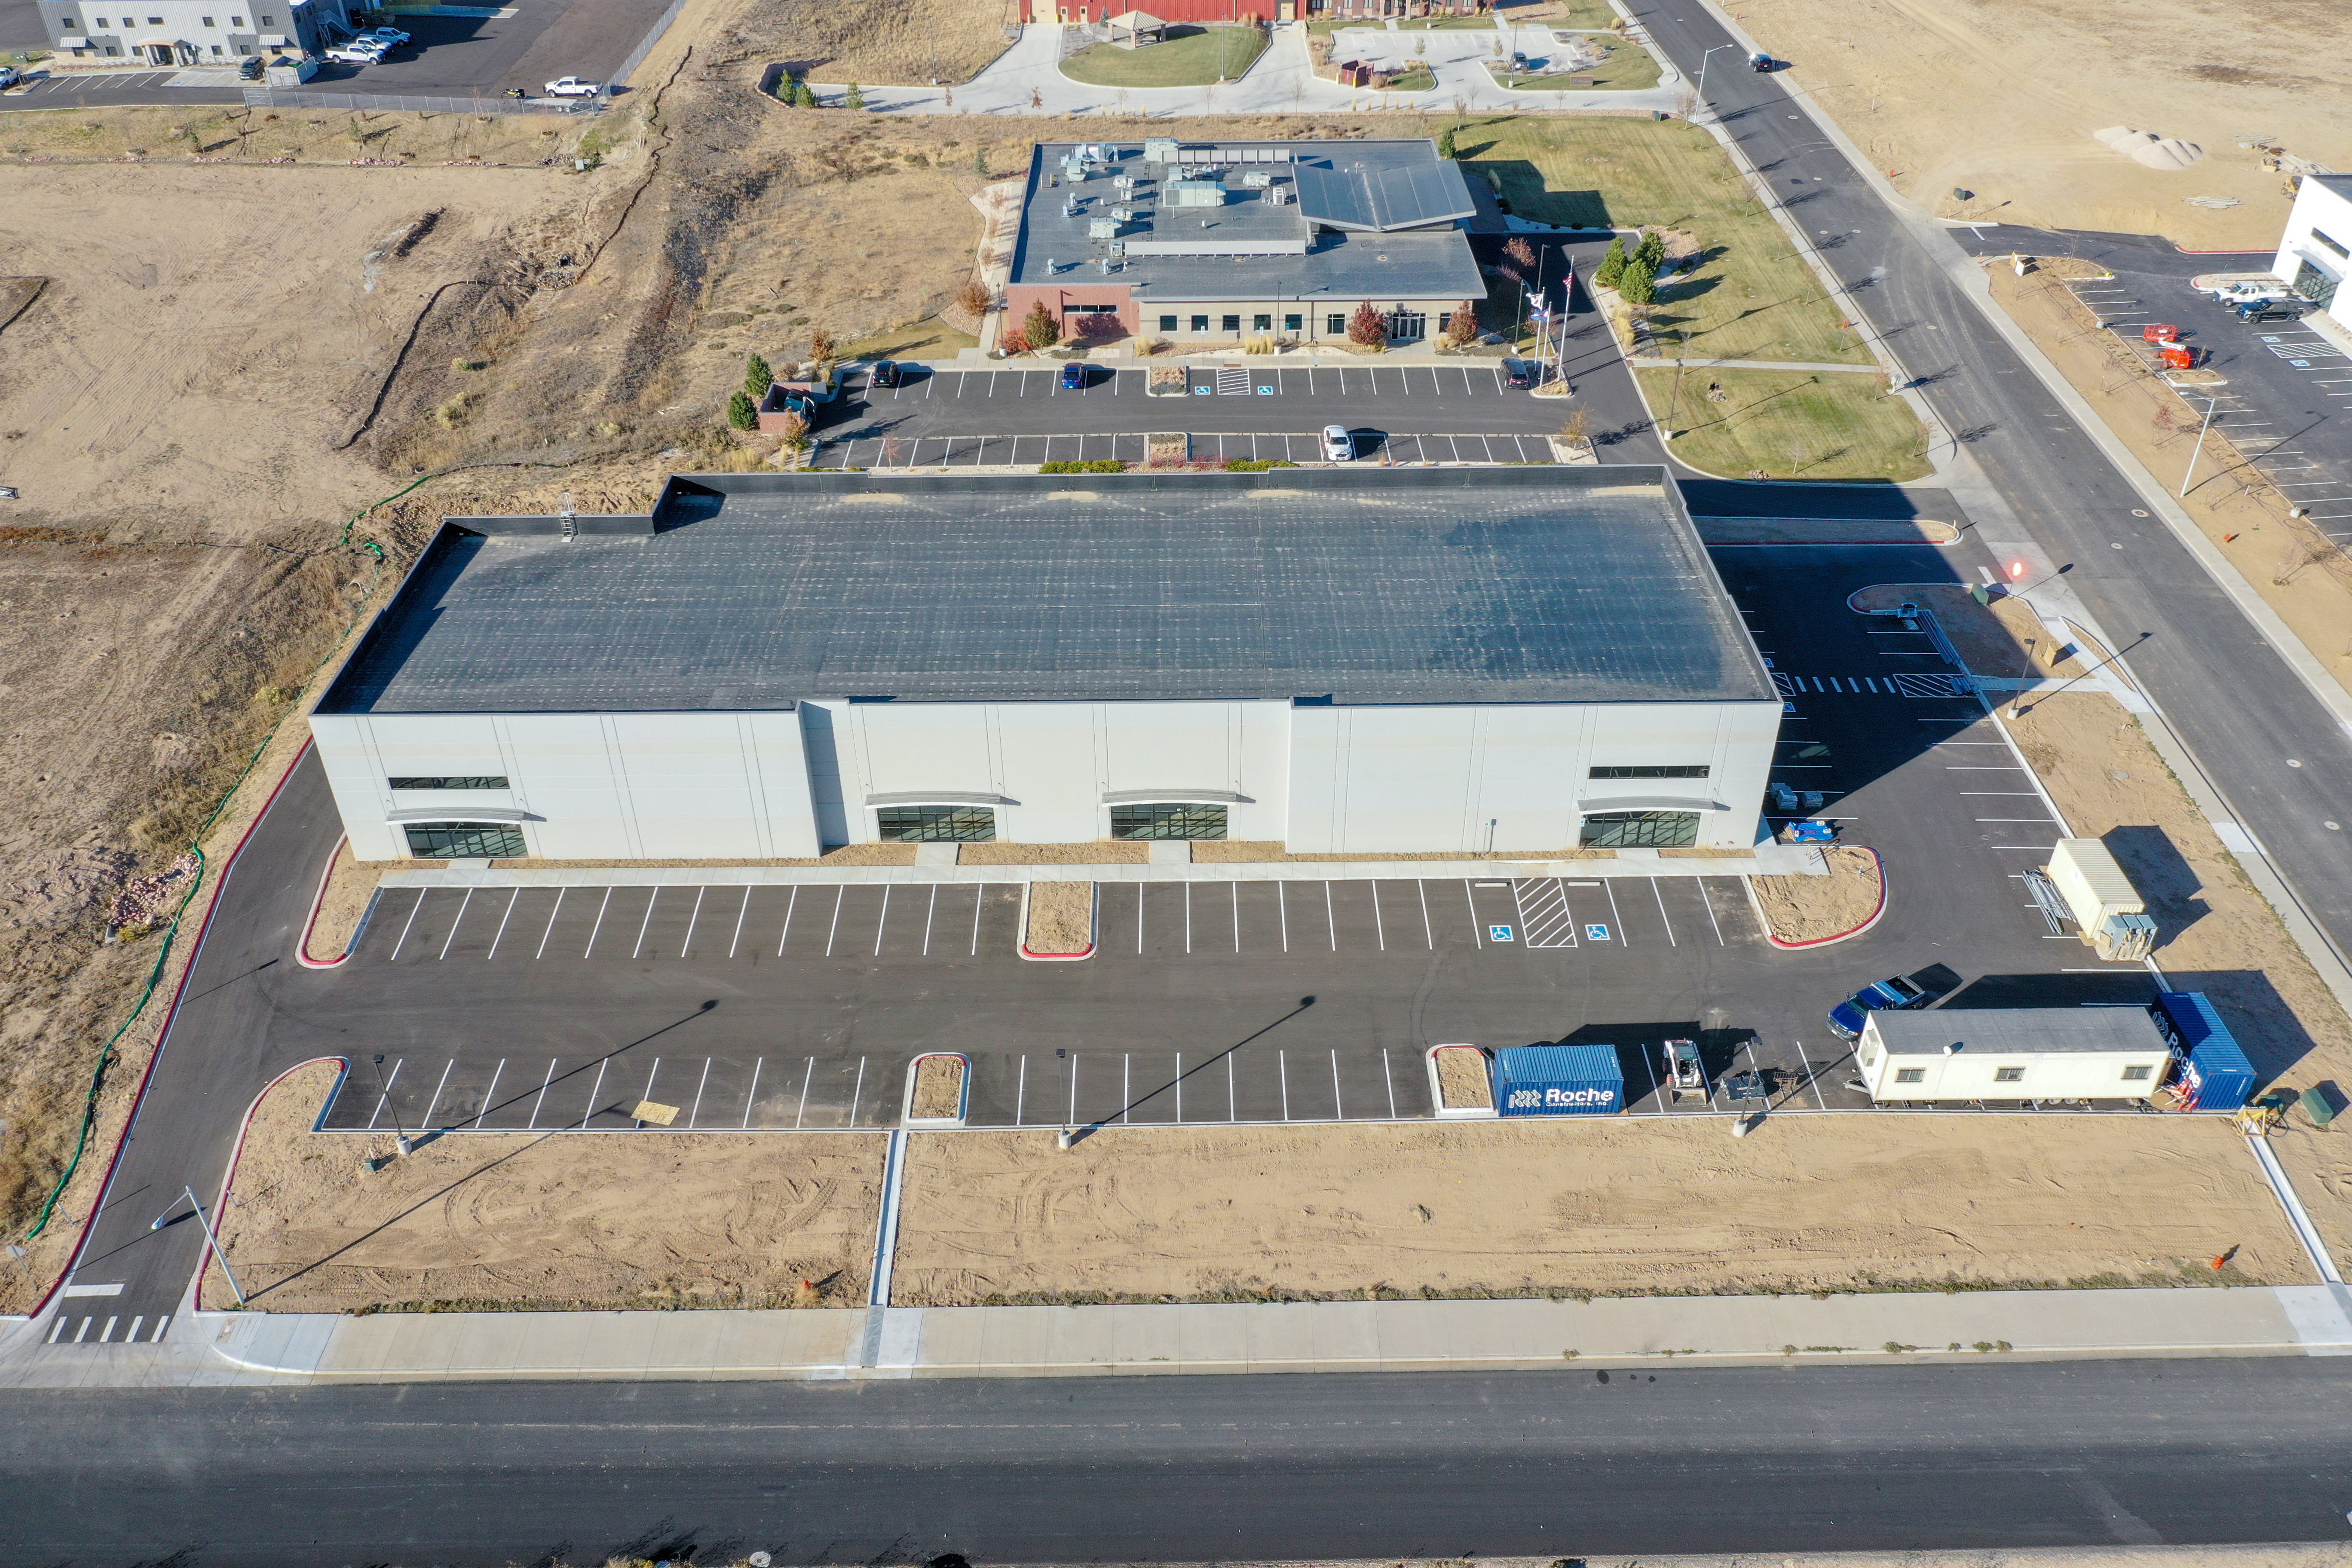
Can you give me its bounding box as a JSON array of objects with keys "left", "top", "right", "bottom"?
[
  {"left": 729, "top": 0, "right": 1019, "bottom": 85},
  {"left": 1023, "top": 881, "right": 1094, "bottom": 954},
  {"left": 960, "top": 840, "right": 1147, "bottom": 864}
]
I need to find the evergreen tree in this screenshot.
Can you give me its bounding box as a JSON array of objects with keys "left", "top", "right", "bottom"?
[
  {"left": 1618, "top": 257, "right": 1656, "bottom": 306},
  {"left": 1633, "top": 229, "right": 1666, "bottom": 270},
  {"left": 1436, "top": 126, "right": 1456, "bottom": 160},
  {"left": 1594, "top": 236, "right": 1628, "bottom": 288},
  {"left": 776, "top": 71, "right": 799, "bottom": 104},
  {"left": 744, "top": 352, "right": 773, "bottom": 401},
  {"left": 726, "top": 389, "right": 759, "bottom": 431},
  {"left": 843, "top": 81, "right": 865, "bottom": 110},
  {"left": 972, "top": 145, "right": 989, "bottom": 174},
  {"left": 795, "top": 80, "right": 817, "bottom": 107}
]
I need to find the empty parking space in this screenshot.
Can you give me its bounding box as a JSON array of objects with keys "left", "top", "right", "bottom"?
[
  {"left": 903, "top": 364, "right": 1516, "bottom": 403},
  {"left": 808, "top": 429, "right": 1555, "bottom": 470}
]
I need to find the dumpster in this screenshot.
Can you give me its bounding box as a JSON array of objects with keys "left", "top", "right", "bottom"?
[
  {"left": 1492, "top": 1044, "right": 1624, "bottom": 1116},
  {"left": 2150, "top": 990, "right": 2255, "bottom": 1111}
]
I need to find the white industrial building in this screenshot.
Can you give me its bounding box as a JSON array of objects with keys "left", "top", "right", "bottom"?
[
  {"left": 310, "top": 468, "right": 1780, "bottom": 861},
  {"left": 1856, "top": 1007, "right": 2174, "bottom": 1105},
  {"left": 2274, "top": 173, "right": 2350, "bottom": 329}
]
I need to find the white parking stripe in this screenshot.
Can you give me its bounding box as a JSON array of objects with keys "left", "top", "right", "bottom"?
[
  {"left": 421, "top": 1057, "right": 455, "bottom": 1127},
  {"left": 796, "top": 1057, "right": 814, "bottom": 1127},
  {"left": 1651, "top": 878, "right": 1676, "bottom": 946},
  {"left": 583, "top": 886, "right": 613, "bottom": 958},
  {"left": 680, "top": 886, "right": 706, "bottom": 956},
  {"left": 689, "top": 1057, "right": 712, "bottom": 1127},
  {"left": 536, "top": 887, "right": 566, "bottom": 960},
  {"left": 438, "top": 888, "right": 472, "bottom": 960},
  {"left": 366, "top": 1057, "right": 402, "bottom": 1130},
  {"left": 472, "top": 1059, "right": 503, "bottom": 1128},
  {"left": 742, "top": 1056, "right": 763, "bottom": 1129},
  {"left": 528, "top": 1057, "right": 557, "bottom": 1129},
  {"left": 631, "top": 888, "right": 659, "bottom": 958},
  {"left": 389, "top": 888, "right": 426, "bottom": 960},
  {"left": 730, "top": 886, "right": 752, "bottom": 958},
  {"left": 485, "top": 889, "right": 519, "bottom": 959}
]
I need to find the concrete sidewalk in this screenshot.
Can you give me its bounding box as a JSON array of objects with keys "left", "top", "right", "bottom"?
[
  {"left": 376, "top": 842, "right": 1827, "bottom": 891},
  {"left": 805, "top": 21, "right": 1681, "bottom": 118},
  {"left": 4, "top": 1283, "right": 2346, "bottom": 1388}
]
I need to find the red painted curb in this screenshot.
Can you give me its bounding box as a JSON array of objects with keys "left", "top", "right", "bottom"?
[
  {"left": 294, "top": 836, "right": 352, "bottom": 970},
  {"left": 26, "top": 739, "right": 315, "bottom": 1322},
  {"left": 1762, "top": 845, "right": 1886, "bottom": 950},
  {"left": 1019, "top": 943, "right": 1096, "bottom": 961},
  {"left": 194, "top": 1055, "right": 347, "bottom": 1312}
]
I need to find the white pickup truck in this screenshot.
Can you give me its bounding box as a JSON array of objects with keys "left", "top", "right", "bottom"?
[
  {"left": 544, "top": 75, "right": 603, "bottom": 98},
  {"left": 2190, "top": 271, "right": 2294, "bottom": 304}
]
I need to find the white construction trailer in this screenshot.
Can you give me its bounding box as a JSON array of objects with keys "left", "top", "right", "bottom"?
[{"left": 1856, "top": 1006, "right": 2173, "bottom": 1105}]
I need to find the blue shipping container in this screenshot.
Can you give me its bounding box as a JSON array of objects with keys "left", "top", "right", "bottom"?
[
  {"left": 1493, "top": 1044, "right": 1624, "bottom": 1116},
  {"left": 2150, "top": 991, "right": 2256, "bottom": 1111}
]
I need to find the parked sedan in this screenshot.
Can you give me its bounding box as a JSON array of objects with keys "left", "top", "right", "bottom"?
[
  {"left": 868, "top": 360, "right": 902, "bottom": 389},
  {"left": 1058, "top": 362, "right": 1088, "bottom": 391},
  {"left": 1320, "top": 424, "right": 1352, "bottom": 462}
]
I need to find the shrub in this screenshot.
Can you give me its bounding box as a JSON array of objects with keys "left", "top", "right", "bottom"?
[
  {"left": 772, "top": 410, "right": 811, "bottom": 452},
  {"left": 743, "top": 351, "right": 772, "bottom": 399},
  {"left": 843, "top": 82, "right": 865, "bottom": 111},
  {"left": 1618, "top": 257, "right": 1656, "bottom": 306},
  {"left": 972, "top": 146, "right": 988, "bottom": 174},
  {"left": 1437, "top": 126, "right": 1456, "bottom": 159},
  {"left": 1039, "top": 459, "right": 1126, "bottom": 473},
  {"left": 1346, "top": 300, "right": 1386, "bottom": 347},
  {"left": 775, "top": 71, "right": 800, "bottom": 104},
  {"left": 1594, "top": 236, "right": 1627, "bottom": 288},
  {"left": 1445, "top": 299, "right": 1479, "bottom": 348},
  {"left": 725, "top": 389, "right": 758, "bottom": 430},
  {"left": 1219, "top": 458, "right": 1298, "bottom": 471},
  {"left": 954, "top": 278, "right": 992, "bottom": 318},
  {"left": 1504, "top": 236, "right": 1536, "bottom": 274},
  {"left": 793, "top": 80, "right": 816, "bottom": 107},
  {"left": 1023, "top": 299, "right": 1062, "bottom": 350},
  {"left": 807, "top": 325, "right": 836, "bottom": 362},
  {"left": 1000, "top": 328, "right": 1030, "bottom": 355}
]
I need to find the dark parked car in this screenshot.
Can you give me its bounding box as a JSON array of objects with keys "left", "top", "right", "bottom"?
[
  {"left": 1502, "top": 358, "right": 1535, "bottom": 389},
  {"left": 237, "top": 55, "right": 266, "bottom": 79},
  {"left": 868, "top": 360, "right": 901, "bottom": 389},
  {"left": 1827, "top": 974, "right": 1933, "bottom": 1041},
  {"left": 2236, "top": 300, "right": 2307, "bottom": 323},
  {"left": 1059, "top": 362, "right": 1087, "bottom": 391}
]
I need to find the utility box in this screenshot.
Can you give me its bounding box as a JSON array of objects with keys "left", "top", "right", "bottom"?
[
  {"left": 1142, "top": 137, "right": 1181, "bottom": 162},
  {"left": 2044, "top": 838, "right": 2156, "bottom": 960},
  {"left": 2150, "top": 990, "right": 2256, "bottom": 1112},
  {"left": 1493, "top": 1044, "right": 1623, "bottom": 1116}
]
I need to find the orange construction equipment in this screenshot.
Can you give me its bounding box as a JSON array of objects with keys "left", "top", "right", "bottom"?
[
  {"left": 2161, "top": 344, "right": 2196, "bottom": 369},
  {"left": 2144, "top": 323, "right": 2182, "bottom": 343}
]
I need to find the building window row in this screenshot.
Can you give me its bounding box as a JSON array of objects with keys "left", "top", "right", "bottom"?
[
  {"left": 403, "top": 822, "right": 525, "bottom": 859},
  {"left": 1588, "top": 764, "right": 1710, "bottom": 780},
  {"left": 77, "top": 9, "right": 259, "bottom": 23},
  {"left": 389, "top": 775, "right": 512, "bottom": 790},
  {"left": 874, "top": 803, "right": 1234, "bottom": 844},
  {"left": 1890, "top": 1063, "right": 2155, "bottom": 1088}
]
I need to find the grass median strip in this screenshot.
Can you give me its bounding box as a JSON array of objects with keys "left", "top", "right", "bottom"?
[
  {"left": 1457, "top": 117, "right": 1870, "bottom": 365},
  {"left": 1636, "top": 366, "right": 1930, "bottom": 481}
]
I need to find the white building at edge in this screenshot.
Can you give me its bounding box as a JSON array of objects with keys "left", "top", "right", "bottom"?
[
  {"left": 2275, "top": 173, "right": 2351, "bottom": 330},
  {"left": 308, "top": 467, "right": 1782, "bottom": 862}
]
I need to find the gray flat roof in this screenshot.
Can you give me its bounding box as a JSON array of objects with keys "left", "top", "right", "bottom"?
[
  {"left": 319, "top": 468, "right": 1774, "bottom": 716},
  {"left": 1869, "top": 1007, "right": 2168, "bottom": 1056},
  {"left": 1011, "top": 139, "right": 1482, "bottom": 303}
]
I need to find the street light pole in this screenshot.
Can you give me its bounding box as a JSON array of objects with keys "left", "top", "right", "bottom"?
[
  {"left": 182, "top": 1185, "right": 247, "bottom": 1308},
  {"left": 2178, "top": 394, "right": 2218, "bottom": 499},
  {"left": 1695, "top": 43, "right": 1736, "bottom": 119},
  {"left": 372, "top": 1053, "right": 413, "bottom": 1156}
]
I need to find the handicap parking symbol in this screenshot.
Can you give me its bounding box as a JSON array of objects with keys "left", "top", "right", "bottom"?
[
  {"left": 1257, "top": 384, "right": 1275, "bottom": 395},
  {"left": 1193, "top": 385, "right": 1213, "bottom": 395},
  {"left": 1488, "top": 925, "right": 1515, "bottom": 942},
  {"left": 1585, "top": 924, "right": 1611, "bottom": 941}
]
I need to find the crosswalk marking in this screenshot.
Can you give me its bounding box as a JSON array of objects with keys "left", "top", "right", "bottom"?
[{"left": 1511, "top": 879, "right": 1580, "bottom": 947}]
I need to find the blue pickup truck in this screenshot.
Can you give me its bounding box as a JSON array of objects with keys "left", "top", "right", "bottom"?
[{"left": 1827, "top": 974, "right": 1932, "bottom": 1041}]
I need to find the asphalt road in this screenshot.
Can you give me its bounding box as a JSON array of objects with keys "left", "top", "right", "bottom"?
[
  {"left": 1628, "top": 0, "right": 2352, "bottom": 969},
  {"left": 48, "top": 542, "right": 2153, "bottom": 1342},
  {"left": 5, "top": 1358, "right": 2352, "bottom": 1564}
]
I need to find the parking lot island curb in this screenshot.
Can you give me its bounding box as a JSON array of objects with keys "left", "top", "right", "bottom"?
[
  {"left": 1746, "top": 845, "right": 1886, "bottom": 950},
  {"left": 294, "top": 837, "right": 355, "bottom": 971},
  {"left": 196, "top": 1056, "right": 350, "bottom": 1312},
  {"left": 1017, "top": 880, "right": 1097, "bottom": 962}
]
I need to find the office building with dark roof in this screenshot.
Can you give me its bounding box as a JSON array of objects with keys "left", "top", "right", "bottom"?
[
  {"left": 1001, "top": 138, "right": 1486, "bottom": 350},
  {"left": 310, "top": 467, "right": 1780, "bottom": 861}
]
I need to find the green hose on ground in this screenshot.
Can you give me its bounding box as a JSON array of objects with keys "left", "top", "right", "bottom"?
[{"left": 20, "top": 474, "right": 430, "bottom": 1243}]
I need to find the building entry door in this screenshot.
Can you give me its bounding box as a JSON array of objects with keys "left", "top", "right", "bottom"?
[{"left": 145, "top": 42, "right": 173, "bottom": 62}]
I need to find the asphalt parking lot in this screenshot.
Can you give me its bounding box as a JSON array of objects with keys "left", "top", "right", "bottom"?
[{"left": 1956, "top": 227, "right": 2352, "bottom": 544}]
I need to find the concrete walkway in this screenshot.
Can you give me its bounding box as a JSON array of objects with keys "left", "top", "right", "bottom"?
[
  {"left": 805, "top": 21, "right": 1681, "bottom": 118},
  {"left": 5, "top": 1283, "right": 2346, "bottom": 1388},
  {"left": 1626, "top": 356, "right": 1895, "bottom": 374},
  {"left": 377, "top": 842, "right": 1828, "bottom": 891}
]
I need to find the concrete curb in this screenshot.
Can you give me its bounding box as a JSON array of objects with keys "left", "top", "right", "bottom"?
[
  {"left": 292, "top": 836, "right": 352, "bottom": 970},
  {"left": 1016, "top": 879, "right": 1098, "bottom": 961},
  {"left": 195, "top": 1056, "right": 349, "bottom": 1313},
  {"left": 1747, "top": 845, "right": 1885, "bottom": 950}
]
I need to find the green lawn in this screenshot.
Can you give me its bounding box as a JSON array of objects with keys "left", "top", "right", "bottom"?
[
  {"left": 1636, "top": 368, "right": 1930, "bottom": 481},
  {"left": 1518, "top": 0, "right": 1620, "bottom": 28},
  {"left": 1379, "top": 64, "right": 1437, "bottom": 89},
  {"left": 1456, "top": 117, "right": 1871, "bottom": 364},
  {"left": 1060, "top": 25, "right": 1268, "bottom": 86},
  {"left": 1487, "top": 38, "right": 1658, "bottom": 89},
  {"left": 1396, "top": 14, "right": 1504, "bottom": 27}
]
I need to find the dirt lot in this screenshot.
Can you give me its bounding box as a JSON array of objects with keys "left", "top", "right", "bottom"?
[
  {"left": 1733, "top": 0, "right": 2352, "bottom": 248},
  {"left": 888, "top": 1118, "right": 2308, "bottom": 1305},
  {"left": 202, "top": 1061, "right": 884, "bottom": 1313},
  {"left": 1749, "top": 844, "right": 1880, "bottom": 943}
]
